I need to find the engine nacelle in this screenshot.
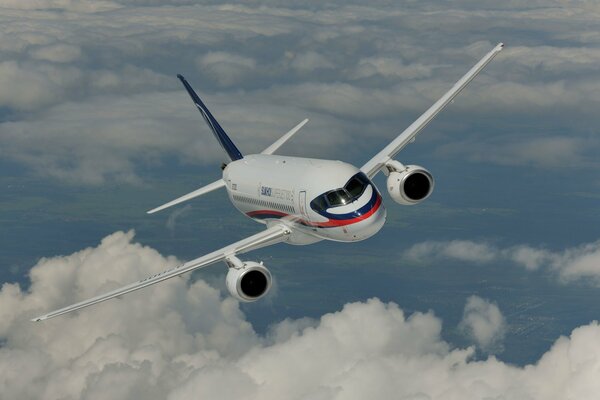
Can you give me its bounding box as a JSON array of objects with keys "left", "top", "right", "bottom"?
[
  {"left": 387, "top": 165, "right": 434, "bottom": 205},
  {"left": 226, "top": 261, "right": 272, "bottom": 302}
]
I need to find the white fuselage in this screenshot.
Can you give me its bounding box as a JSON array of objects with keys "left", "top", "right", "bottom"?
[{"left": 223, "top": 154, "right": 386, "bottom": 245}]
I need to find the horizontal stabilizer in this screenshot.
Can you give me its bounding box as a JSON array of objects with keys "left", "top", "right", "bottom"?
[
  {"left": 261, "top": 119, "right": 309, "bottom": 155},
  {"left": 147, "top": 179, "right": 226, "bottom": 214}
]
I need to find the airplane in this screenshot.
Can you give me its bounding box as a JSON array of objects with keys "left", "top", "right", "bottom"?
[{"left": 32, "top": 43, "right": 504, "bottom": 321}]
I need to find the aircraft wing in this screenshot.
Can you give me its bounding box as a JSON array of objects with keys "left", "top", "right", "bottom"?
[
  {"left": 360, "top": 43, "right": 504, "bottom": 178},
  {"left": 32, "top": 224, "right": 290, "bottom": 322}
]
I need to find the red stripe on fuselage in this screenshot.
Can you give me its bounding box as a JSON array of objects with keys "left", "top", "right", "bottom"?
[
  {"left": 245, "top": 194, "right": 382, "bottom": 228},
  {"left": 306, "top": 194, "right": 382, "bottom": 228}
]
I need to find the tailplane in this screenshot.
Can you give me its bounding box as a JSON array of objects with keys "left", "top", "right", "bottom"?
[
  {"left": 261, "top": 119, "right": 308, "bottom": 155},
  {"left": 177, "top": 74, "right": 243, "bottom": 161}
]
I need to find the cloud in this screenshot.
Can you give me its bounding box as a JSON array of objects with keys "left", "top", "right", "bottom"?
[
  {"left": 289, "top": 51, "right": 334, "bottom": 72},
  {"left": 0, "top": 92, "right": 181, "bottom": 184},
  {"left": 29, "top": 43, "right": 82, "bottom": 63},
  {"left": 501, "top": 45, "right": 600, "bottom": 76},
  {"left": 1, "top": 230, "right": 260, "bottom": 398},
  {"left": 549, "top": 241, "right": 600, "bottom": 284},
  {"left": 0, "top": 88, "right": 348, "bottom": 184},
  {"left": 1, "top": 0, "right": 600, "bottom": 184},
  {"left": 459, "top": 296, "right": 506, "bottom": 354},
  {"left": 166, "top": 204, "right": 192, "bottom": 232},
  {"left": 349, "top": 57, "right": 434, "bottom": 80},
  {"left": 0, "top": 0, "right": 118, "bottom": 12},
  {"left": 0, "top": 59, "right": 170, "bottom": 112},
  {"left": 403, "top": 239, "right": 600, "bottom": 285},
  {"left": 435, "top": 135, "right": 600, "bottom": 170},
  {"left": 509, "top": 245, "right": 553, "bottom": 271},
  {"left": 0, "top": 61, "right": 78, "bottom": 111},
  {"left": 403, "top": 240, "right": 497, "bottom": 264},
  {"left": 2, "top": 231, "right": 600, "bottom": 399},
  {"left": 196, "top": 52, "right": 257, "bottom": 87}
]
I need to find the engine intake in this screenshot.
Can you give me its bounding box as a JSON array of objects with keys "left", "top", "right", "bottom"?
[
  {"left": 226, "top": 260, "right": 272, "bottom": 302},
  {"left": 387, "top": 165, "right": 434, "bottom": 205}
]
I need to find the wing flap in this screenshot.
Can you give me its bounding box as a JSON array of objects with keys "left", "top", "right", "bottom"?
[
  {"left": 361, "top": 43, "right": 504, "bottom": 178},
  {"left": 31, "top": 224, "right": 290, "bottom": 321}
]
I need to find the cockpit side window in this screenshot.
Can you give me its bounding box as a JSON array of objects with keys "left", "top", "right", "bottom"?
[{"left": 311, "top": 196, "right": 328, "bottom": 212}]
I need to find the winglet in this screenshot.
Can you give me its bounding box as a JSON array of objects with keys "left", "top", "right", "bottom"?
[{"left": 177, "top": 74, "right": 243, "bottom": 161}]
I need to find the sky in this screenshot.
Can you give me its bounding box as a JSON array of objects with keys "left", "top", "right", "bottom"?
[{"left": 1, "top": 0, "right": 600, "bottom": 398}]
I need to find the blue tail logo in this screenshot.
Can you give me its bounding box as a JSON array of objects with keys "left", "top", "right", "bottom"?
[{"left": 177, "top": 74, "right": 243, "bottom": 161}]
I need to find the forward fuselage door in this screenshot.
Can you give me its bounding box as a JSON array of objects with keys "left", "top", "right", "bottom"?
[{"left": 299, "top": 190, "right": 311, "bottom": 222}]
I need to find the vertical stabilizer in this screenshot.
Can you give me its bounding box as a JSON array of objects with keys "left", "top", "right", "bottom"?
[{"left": 177, "top": 74, "right": 243, "bottom": 161}]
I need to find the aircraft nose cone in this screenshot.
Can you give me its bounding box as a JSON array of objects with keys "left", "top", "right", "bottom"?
[
  {"left": 370, "top": 203, "right": 387, "bottom": 235},
  {"left": 345, "top": 200, "right": 386, "bottom": 241}
]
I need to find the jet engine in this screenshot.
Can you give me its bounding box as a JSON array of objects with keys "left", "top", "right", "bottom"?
[
  {"left": 225, "top": 258, "right": 272, "bottom": 302},
  {"left": 387, "top": 165, "right": 434, "bottom": 205}
]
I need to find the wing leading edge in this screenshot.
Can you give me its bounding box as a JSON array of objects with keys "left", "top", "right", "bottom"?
[
  {"left": 361, "top": 43, "right": 504, "bottom": 178},
  {"left": 31, "top": 224, "right": 290, "bottom": 322}
]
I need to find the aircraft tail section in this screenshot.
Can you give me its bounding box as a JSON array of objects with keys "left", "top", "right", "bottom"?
[{"left": 177, "top": 74, "right": 243, "bottom": 161}]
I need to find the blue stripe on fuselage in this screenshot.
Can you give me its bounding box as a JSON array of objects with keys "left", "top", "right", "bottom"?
[{"left": 314, "top": 184, "right": 380, "bottom": 221}]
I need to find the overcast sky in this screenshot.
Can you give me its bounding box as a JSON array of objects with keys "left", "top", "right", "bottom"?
[{"left": 1, "top": 0, "right": 600, "bottom": 399}]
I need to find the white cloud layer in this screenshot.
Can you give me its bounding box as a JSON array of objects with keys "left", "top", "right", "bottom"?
[
  {"left": 459, "top": 296, "right": 506, "bottom": 354},
  {"left": 289, "top": 51, "right": 334, "bottom": 72},
  {"left": 197, "top": 52, "right": 257, "bottom": 87},
  {"left": 404, "top": 240, "right": 497, "bottom": 264},
  {"left": 1, "top": 1, "right": 600, "bottom": 182},
  {"left": 1, "top": 231, "right": 600, "bottom": 399},
  {"left": 403, "top": 239, "right": 600, "bottom": 285},
  {"left": 0, "top": 89, "right": 347, "bottom": 183},
  {"left": 29, "top": 43, "right": 82, "bottom": 63}
]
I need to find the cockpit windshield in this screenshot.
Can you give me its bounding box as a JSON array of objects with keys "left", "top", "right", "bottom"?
[
  {"left": 326, "top": 190, "right": 351, "bottom": 207},
  {"left": 346, "top": 175, "right": 366, "bottom": 197},
  {"left": 311, "top": 172, "right": 371, "bottom": 212},
  {"left": 316, "top": 190, "right": 349, "bottom": 210}
]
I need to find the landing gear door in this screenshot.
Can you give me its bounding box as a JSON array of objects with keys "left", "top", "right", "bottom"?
[{"left": 299, "top": 190, "right": 311, "bottom": 221}]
